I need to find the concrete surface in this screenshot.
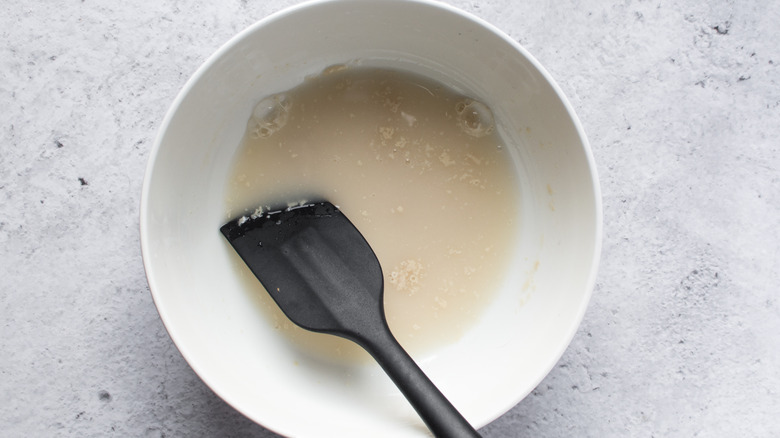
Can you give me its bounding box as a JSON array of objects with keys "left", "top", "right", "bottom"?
[{"left": 1, "top": 0, "right": 778, "bottom": 436}]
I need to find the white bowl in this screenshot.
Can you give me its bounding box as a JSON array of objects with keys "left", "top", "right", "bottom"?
[{"left": 140, "top": 0, "right": 601, "bottom": 436}]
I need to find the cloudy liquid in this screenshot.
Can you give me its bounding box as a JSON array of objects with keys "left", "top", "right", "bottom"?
[{"left": 225, "top": 66, "right": 520, "bottom": 362}]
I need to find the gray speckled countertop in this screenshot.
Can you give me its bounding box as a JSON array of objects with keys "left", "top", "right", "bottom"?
[{"left": 2, "top": 0, "right": 779, "bottom": 436}]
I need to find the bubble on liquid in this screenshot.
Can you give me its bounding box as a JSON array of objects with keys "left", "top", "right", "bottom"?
[
  {"left": 250, "top": 94, "right": 291, "bottom": 139},
  {"left": 454, "top": 99, "right": 495, "bottom": 138}
]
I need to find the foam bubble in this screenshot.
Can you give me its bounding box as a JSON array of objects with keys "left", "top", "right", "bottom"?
[
  {"left": 250, "top": 94, "right": 291, "bottom": 138},
  {"left": 454, "top": 99, "right": 495, "bottom": 138}
]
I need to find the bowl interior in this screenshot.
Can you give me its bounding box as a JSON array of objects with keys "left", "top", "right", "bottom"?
[{"left": 141, "top": 1, "right": 601, "bottom": 436}]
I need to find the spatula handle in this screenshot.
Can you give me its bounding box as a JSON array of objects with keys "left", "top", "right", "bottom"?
[{"left": 360, "top": 328, "right": 482, "bottom": 438}]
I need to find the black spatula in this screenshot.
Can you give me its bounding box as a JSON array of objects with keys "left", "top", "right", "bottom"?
[{"left": 220, "top": 201, "right": 481, "bottom": 438}]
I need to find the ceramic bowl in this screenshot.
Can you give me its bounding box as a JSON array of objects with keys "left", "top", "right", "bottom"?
[{"left": 140, "top": 0, "right": 601, "bottom": 436}]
